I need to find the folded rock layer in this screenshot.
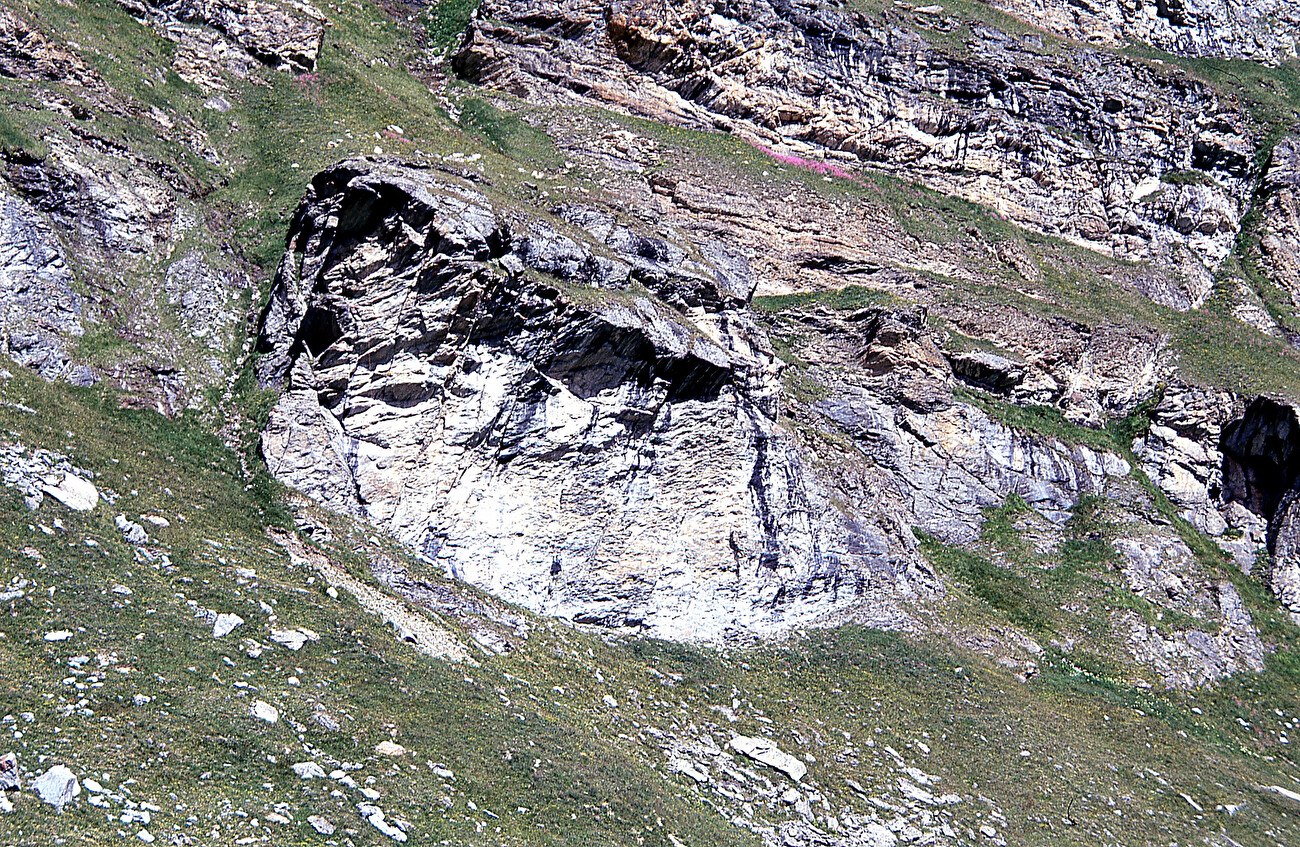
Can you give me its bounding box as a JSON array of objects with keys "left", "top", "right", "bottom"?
[{"left": 256, "top": 158, "right": 940, "bottom": 640}]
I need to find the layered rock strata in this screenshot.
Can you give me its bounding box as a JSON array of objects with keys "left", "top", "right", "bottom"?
[
  {"left": 1257, "top": 135, "right": 1300, "bottom": 328},
  {"left": 990, "top": 0, "right": 1300, "bottom": 65},
  {"left": 116, "top": 0, "right": 326, "bottom": 81},
  {"left": 455, "top": 0, "right": 1256, "bottom": 303}
]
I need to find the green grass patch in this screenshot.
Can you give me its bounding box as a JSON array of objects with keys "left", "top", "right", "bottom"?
[
  {"left": 1160, "top": 169, "right": 1220, "bottom": 187},
  {"left": 954, "top": 387, "right": 1125, "bottom": 453},
  {"left": 458, "top": 96, "right": 561, "bottom": 166},
  {"left": 753, "top": 285, "right": 902, "bottom": 313},
  {"left": 425, "top": 0, "right": 481, "bottom": 51},
  {"left": 916, "top": 527, "right": 1053, "bottom": 633}
]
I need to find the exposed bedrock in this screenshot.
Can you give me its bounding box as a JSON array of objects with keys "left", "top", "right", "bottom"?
[
  {"left": 989, "top": 0, "right": 1300, "bottom": 66},
  {"left": 115, "top": 0, "right": 326, "bottom": 75},
  {"left": 454, "top": 0, "right": 1257, "bottom": 303},
  {"left": 256, "top": 158, "right": 942, "bottom": 641},
  {"left": 776, "top": 305, "right": 1134, "bottom": 543},
  {"left": 0, "top": 190, "right": 89, "bottom": 383},
  {"left": 1256, "top": 135, "right": 1300, "bottom": 330},
  {"left": 1221, "top": 396, "right": 1300, "bottom": 620},
  {"left": 256, "top": 158, "right": 1287, "bottom": 659}
]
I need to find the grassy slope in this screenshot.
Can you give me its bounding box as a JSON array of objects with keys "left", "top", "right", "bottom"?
[
  {"left": 2, "top": 367, "right": 1300, "bottom": 846},
  {"left": 0, "top": 0, "right": 1298, "bottom": 845},
  {"left": 0, "top": 365, "right": 750, "bottom": 846}
]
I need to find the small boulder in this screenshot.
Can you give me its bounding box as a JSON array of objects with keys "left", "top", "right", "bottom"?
[
  {"left": 42, "top": 473, "right": 98, "bottom": 511},
  {"left": 0, "top": 751, "right": 18, "bottom": 790},
  {"left": 669, "top": 759, "right": 708, "bottom": 784},
  {"left": 374, "top": 741, "right": 406, "bottom": 757},
  {"left": 250, "top": 701, "right": 279, "bottom": 724},
  {"left": 271, "top": 628, "right": 319, "bottom": 650},
  {"left": 311, "top": 711, "right": 341, "bottom": 731},
  {"left": 728, "top": 735, "right": 807, "bottom": 781},
  {"left": 114, "top": 515, "right": 149, "bottom": 545},
  {"left": 308, "top": 815, "right": 335, "bottom": 835},
  {"left": 32, "top": 764, "right": 80, "bottom": 808},
  {"left": 212, "top": 613, "right": 244, "bottom": 638},
  {"left": 292, "top": 761, "right": 327, "bottom": 779},
  {"left": 947, "top": 350, "right": 1026, "bottom": 394},
  {"left": 361, "top": 805, "right": 407, "bottom": 842}
]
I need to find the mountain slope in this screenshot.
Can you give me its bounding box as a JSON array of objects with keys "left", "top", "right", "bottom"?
[{"left": 2, "top": 0, "right": 1300, "bottom": 845}]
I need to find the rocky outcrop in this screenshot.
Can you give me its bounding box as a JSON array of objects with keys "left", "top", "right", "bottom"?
[
  {"left": 664, "top": 719, "right": 978, "bottom": 847},
  {"left": 1257, "top": 136, "right": 1300, "bottom": 325},
  {"left": 116, "top": 0, "right": 326, "bottom": 79},
  {"left": 1134, "top": 383, "right": 1240, "bottom": 537},
  {"left": 455, "top": 0, "right": 1255, "bottom": 301},
  {"left": 1114, "top": 533, "right": 1265, "bottom": 687},
  {"left": 1, "top": 136, "right": 248, "bottom": 409},
  {"left": 6, "top": 144, "right": 175, "bottom": 259},
  {"left": 776, "top": 306, "right": 1133, "bottom": 544},
  {"left": 932, "top": 301, "right": 1169, "bottom": 425},
  {"left": 0, "top": 190, "right": 90, "bottom": 382},
  {"left": 990, "top": 0, "right": 1300, "bottom": 66},
  {"left": 858, "top": 399, "right": 1132, "bottom": 543},
  {"left": 164, "top": 250, "right": 251, "bottom": 353},
  {"left": 257, "top": 158, "right": 937, "bottom": 641},
  {"left": 167, "top": 25, "right": 260, "bottom": 91},
  {"left": 0, "top": 8, "right": 104, "bottom": 89},
  {"left": 1221, "top": 396, "right": 1300, "bottom": 620},
  {"left": 1, "top": 439, "right": 100, "bottom": 512}
]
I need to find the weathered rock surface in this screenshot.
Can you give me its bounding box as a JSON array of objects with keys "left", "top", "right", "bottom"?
[
  {"left": 456, "top": 0, "right": 1256, "bottom": 298},
  {"left": 257, "top": 156, "right": 1287, "bottom": 669},
  {"left": 990, "top": 0, "right": 1300, "bottom": 65},
  {"left": 1257, "top": 136, "right": 1300, "bottom": 326},
  {"left": 42, "top": 472, "right": 100, "bottom": 512},
  {"left": 0, "top": 8, "right": 103, "bottom": 89},
  {"left": 1221, "top": 396, "right": 1300, "bottom": 621},
  {"left": 1114, "top": 534, "right": 1265, "bottom": 686},
  {"left": 1, "top": 128, "right": 249, "bottom": 408},
  {"left": 0, "top": 752, "right": 17, "bottom": 792},
  {"left": 7, "top": 142, "right": 176, "bottom": 260},
  {"left": 258, "top": 158, "right": 937, "bottom": 641},
  {"left": 32, "top": 764, "right": 79, "bottom": 809},
  {"left": 164, "top": 250, "right": 251, "bottom": 352},
  {"left": 729, "top": 735, "right": 806, "bottom": 782},
  {"left": 775, "top": 306, "right": 1132, "bottom": 544},
  {"left": 115, "top": 514, "right": 149, "bottom": 544},
  {"left": 933, "top": 301, "right": 1169, "bottom": 425},
  {"left": 0, "top": 190, "right": 87, "bottom": 381},
  {"left": 116, "top": 0, "right": 326, "bottom": 76},
  {"left": 250, "top": 700, "right": 279, "bottom": 723},
  {"left": 1134, "top": 383, "right": 1240, "bottom": 537}
]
